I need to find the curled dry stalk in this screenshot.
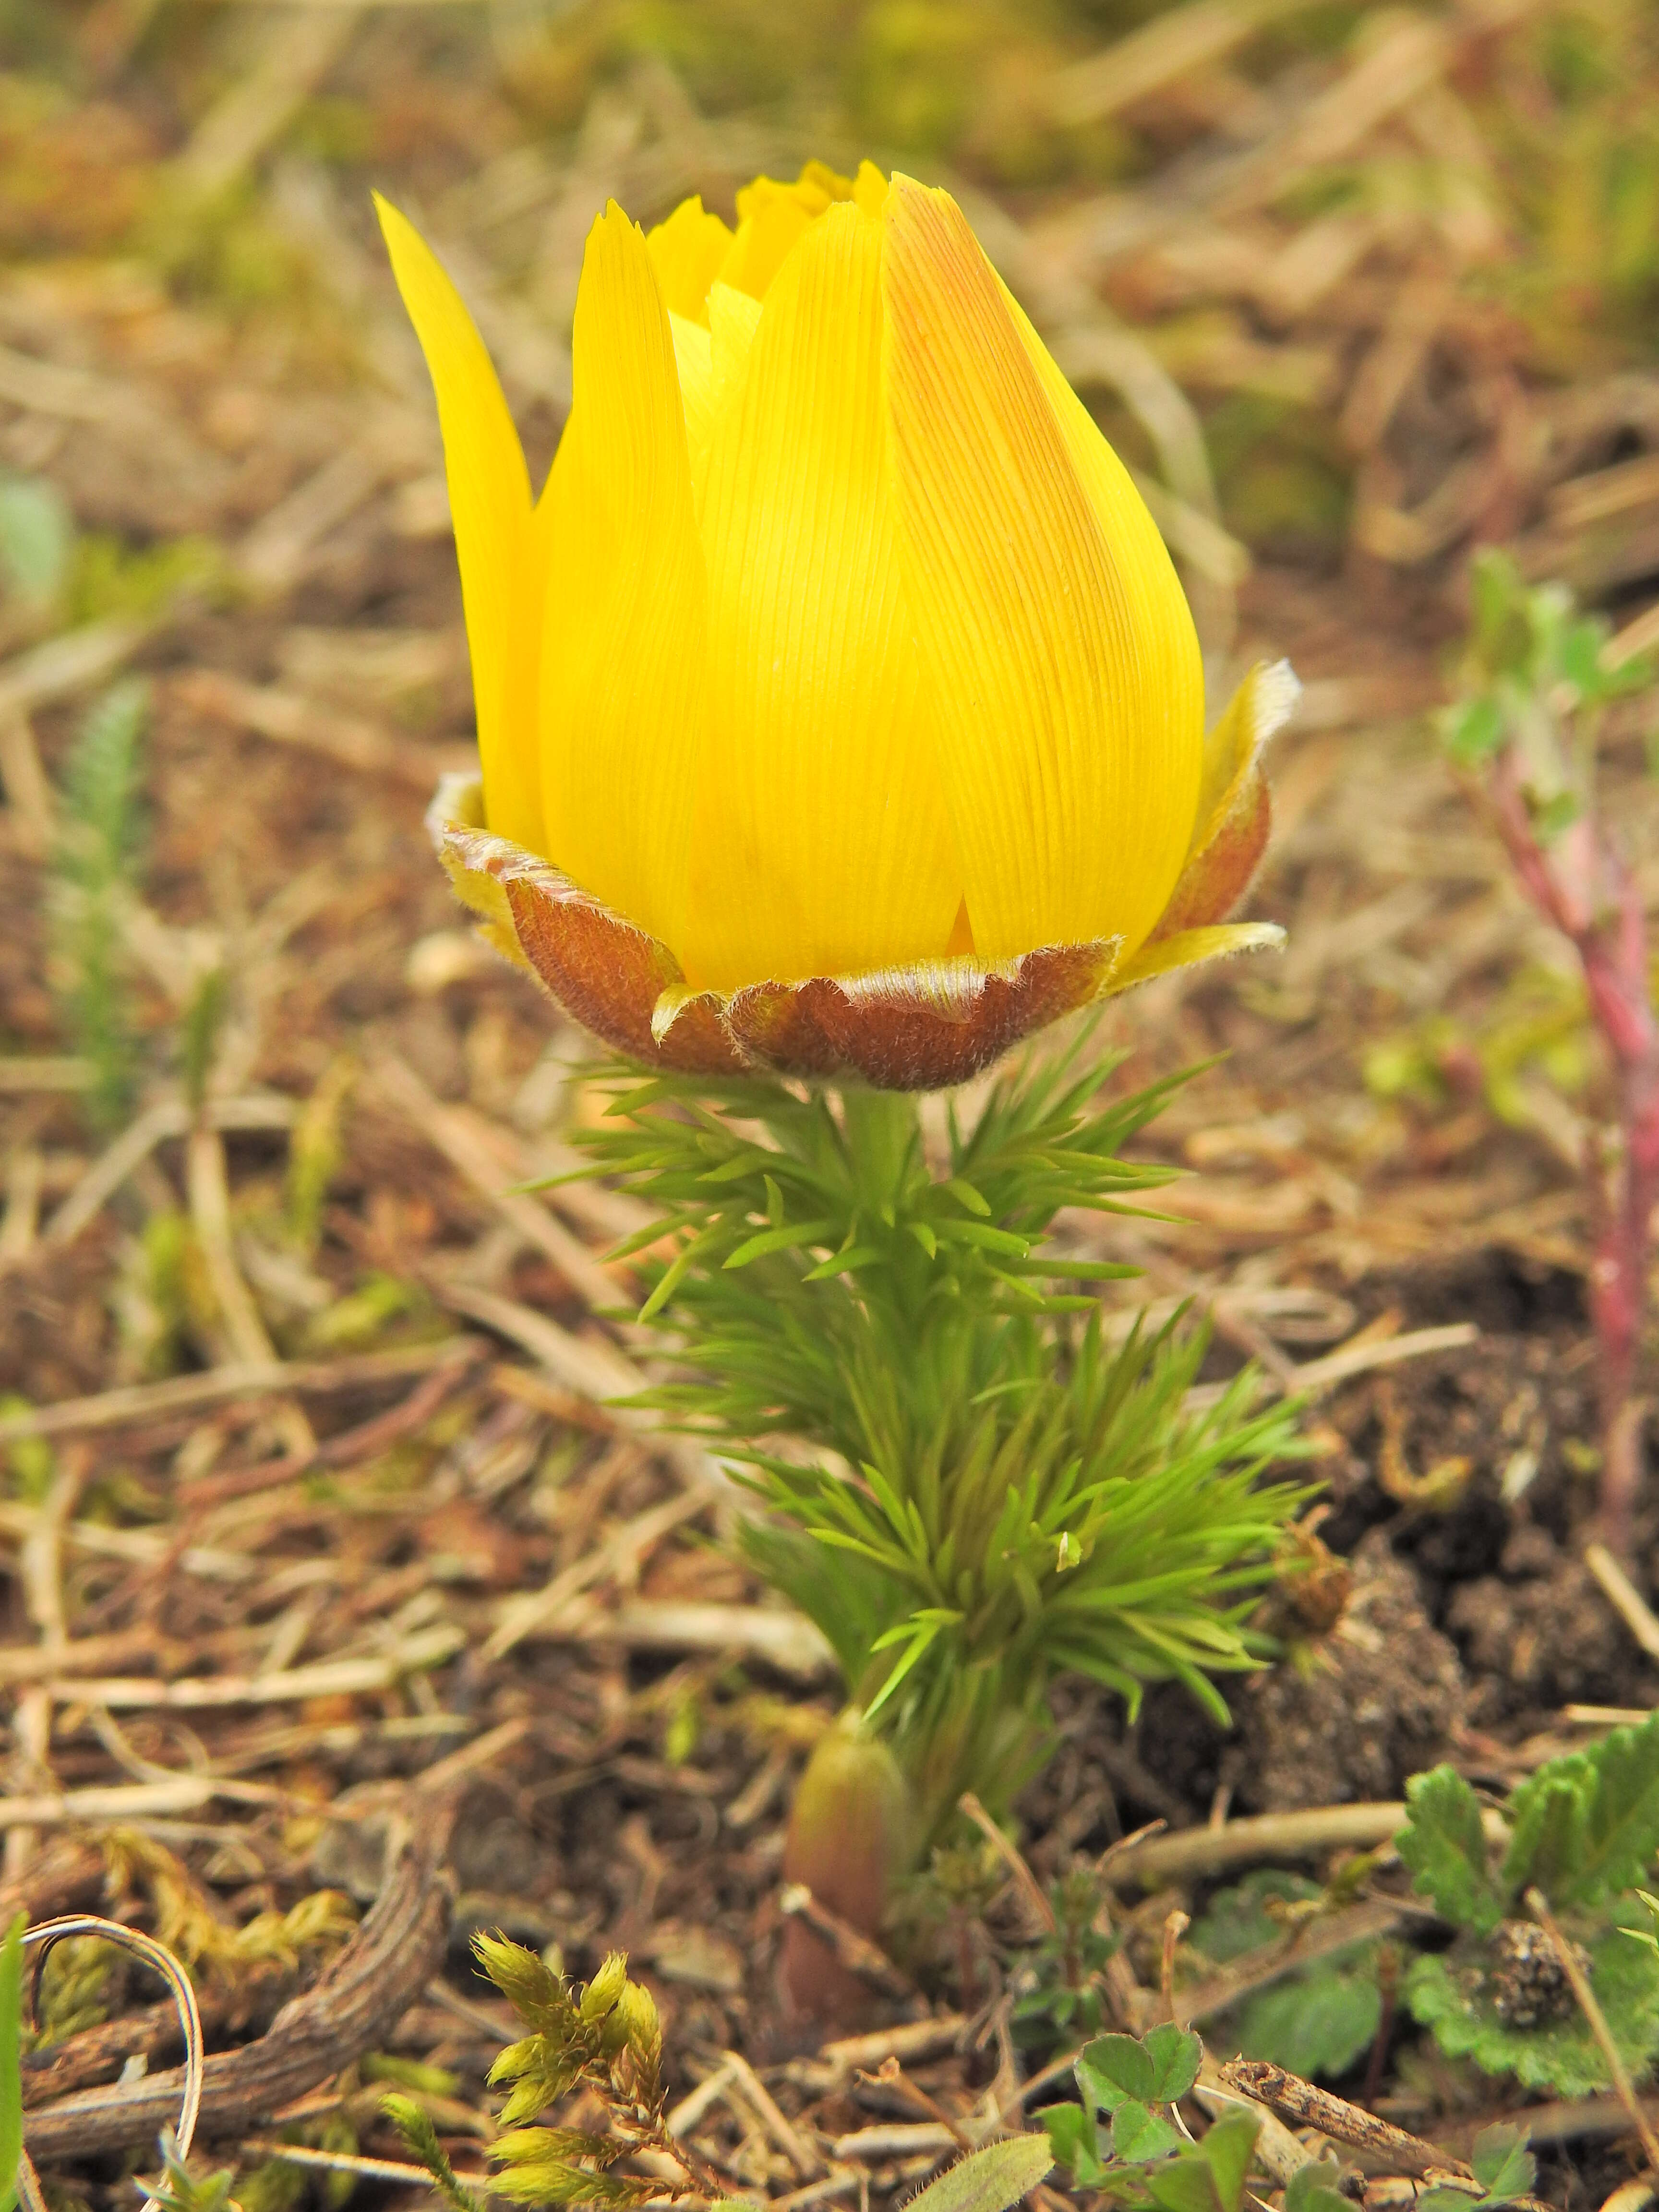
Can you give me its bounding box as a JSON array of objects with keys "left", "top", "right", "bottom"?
[
  {"left": 1438, "top": 551, "right": 1659, "bottom": 1554},
  {"left": 16, "top": 1912, "right": 204, "bottom": 2210}
]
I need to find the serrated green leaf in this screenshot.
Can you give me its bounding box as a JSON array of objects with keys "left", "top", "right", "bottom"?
[
  {"left": 1145, "top": 2149, "right": 1224, "bottom": 2212},
  {"left": 1502, "top": 1768, "right": 1587, "bottom": 1903},
  {"left": 1077, "top": 2032, "right": 1154, "bottom": 2112},
  {"left": 1556, "top": 1713, "right": 1659, "bottom": 1908},
  {"left": 1399, "top": 1767, "right": 1503, "bottom": 1935},
  {"left": 1195, "top": 2109, "right": 1261, "bottom": 2212},
  {"left": 1441, "top": 695, "right": 1505, "bottom": 764},
  {"left": 1284, "top": 2156, "right": 1350, "bottom": 2212},
  {"left": 906, "top": 2135, "right": 1055, "bottom": 2212},
  {"left": 1040, "top": 2100, "right": 1099, "bottom": 2179},
  {"left": 1190, "top": 1871, "right": 1322, "bottom": 1960},
  {"left": 1237, "top": 1957, "right": 1381, "bottom": 2080},
  {"left": 1470, "top": 2123, "right": 1536, "bottom": 2202},
  {"left": 1406, "top": 1924, "right": 1659, "bottom": 2095},
  {"left": 1112, "top": 2100, "right": 1182, "bottom": 2162}
]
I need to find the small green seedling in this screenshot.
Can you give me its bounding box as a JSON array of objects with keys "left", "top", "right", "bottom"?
[
  {"left": 52, "top": 678, "right": 150, "bottom": 1130},
  {"left": 1284, "top": 2156, "right": 1350, "bottom": 2212},
  {"left": 1399, "top": 1713, "right": 1659, "bottom": 2092},
  {"left": 143, "top": 2128, "right": 239, "bottom": 2212},
  {"left": 1042, "top": 2022, "right": 1260, "bottom": 2211},
  {"left": 1417, "top": 2125, "right": 1537, "bottom": 2212},
  {"left": 1010, "top": 1863, "right": 1123, "bottom": 2047},
  {"left": 1436, "top": 549, "right": 1659, "bottom": 1552},
  {"left": 382, "top": 2094, "right": 485, "bottom": 2212}
]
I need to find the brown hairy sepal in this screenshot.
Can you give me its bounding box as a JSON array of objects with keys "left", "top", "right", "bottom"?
[{"left": 426, "top": 661, "right": 1295, "bottom": 1089}]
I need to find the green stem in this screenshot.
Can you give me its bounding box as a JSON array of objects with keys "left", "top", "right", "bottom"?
[{"left": 838, "top": 1085, "right": 921, "bottom": 1215}]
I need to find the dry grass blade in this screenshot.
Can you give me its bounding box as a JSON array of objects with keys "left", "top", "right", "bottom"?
[
  {"left": 1525, "top": 1888, "right": 1659, "bottom": 2177},
  {"left": 0, "top": 1337, "right": 481, "bottom": 1444},
  {"left": 1048, "top": 0, "right": 1315, "bottom": 126},
  {"left": 1102, "top": 1803, "right": 1443, "bottom": 1887},
  {"left": 24, "top": 1912, "right": 204, "bottom": 2186},
  {"left": 1584, "top": 1543, "right": 1659, "bottom": 1663},
  {"left": 1218, "top": 2059, "right": 1476, "bottom": 2182}
]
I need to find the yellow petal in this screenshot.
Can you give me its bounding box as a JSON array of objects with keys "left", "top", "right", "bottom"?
[
  {"left": 646, "top": 195, "right": 733, "bottom": 324},
  {"left": 854, "top": 160, "right": 889, "bottom": 218},
  {"left": 881, "top": 175, "right": 1202, "bottom": 962},
  {"left": 718, "top": 191, "right": 816, "bottom": 303},
  {"left": 683, "top": 200, "right": 961, "bottom": 992},
  {"left": 735, "top": 162, "right": 854, "bottom": 222},
  {"left": 375, "top": 194, "right": 542, "bottom": 853},
  {"left": 998, "top": 274, "right": 1205, "bottom": 868},
  {"left": 667, "top": 309, "right": 717, "bottom": 478},
  {"left": 539, "top": 203, "right": 707, "bottom": 950},
  {"left": 672, "top": 284, "right": 763, "bottom": 512},
  {"left": 709, "top": 280, "right": 763, "bottom": 391},
  {"left": 718, "top": 163, "right": 854, "bottom": 301}
]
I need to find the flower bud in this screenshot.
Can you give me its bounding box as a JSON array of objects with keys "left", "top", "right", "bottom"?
[
  {"left": 780, "top": 1717, "right": 914, "bottom": 2025},
  {"left": 381, "top": 166, "right": 1293, "bottom": 1091}
]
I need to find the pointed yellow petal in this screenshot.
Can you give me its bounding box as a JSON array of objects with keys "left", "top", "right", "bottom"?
[
  {"left": 709, "top": 280, "right": 763, "bottom": 385},
  {"left": 673, "top": 284, "right": 763, "bottom": 513},
  {"left": 375, "top": 194, "right": 541, "bottom": 853},
  {"left": 854, "top": 160, "right": 889, "bottom": 217},
  {"left": 1107, "top": 920, "right": 1284, "bottom": 994},
  {"left": 667, "top": 309, "right": 717, "bottom": 481},
  {"left": 734, "top": 163, "right": 852, "bottom": 223},
  {"left": 683, "top": 201, "right": 961, "bottom": 992},
  {"left": 998, "top": 274, "right": 1206, "bottom": 870},
  {"left": 881, "top": 175, "right": 1203, "bottom": 963},
  {"left": 539, "top": 203, "right": 707, "bottom": 951},
  {"left": 646, "top": 195, "right": 733, "bottom": 324},
  {"left": 718, "top": 190, "right": 816, "bottom": 303},
  {"left": 719, "top": 165, "right": 853, "bottom": 302}
]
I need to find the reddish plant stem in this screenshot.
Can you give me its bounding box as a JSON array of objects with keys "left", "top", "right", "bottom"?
[{"left": 1486, "top": 759, "right": 1659, "bottom": 1555}]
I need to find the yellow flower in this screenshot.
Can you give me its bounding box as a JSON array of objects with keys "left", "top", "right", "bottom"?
[{"left": 380, "top": 162, "right": 1291, "bottom": 1089}]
